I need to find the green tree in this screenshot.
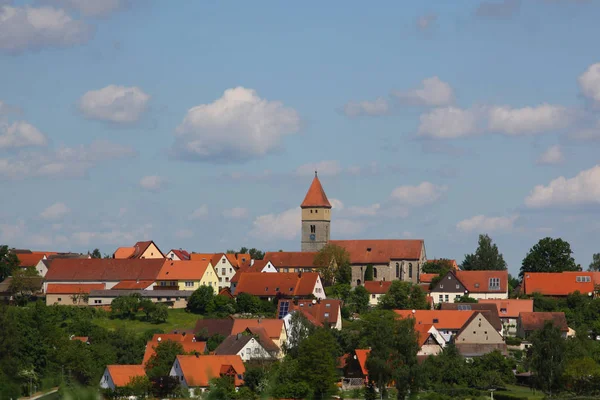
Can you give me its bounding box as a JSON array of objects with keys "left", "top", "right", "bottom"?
[
  {"left": 348, "top": 285, "right": 370, "bottom": 314},
  {"left": 313, "top": 243, "right": 352, "bottom": 285},
  {"left": 111, "top": 294, "right": 141, "bottom": 319},
  {"left": 364, "top": 264, "right": 374, "bottom": 281},
  {"left": 456, "top": 295, "right": 478, "bottom": 303},
  {"left": 283, "top": 312, "right": 316, "bottom": 358},
  {"left": 0, "top": 245, "right": 19, "bottom": 282},
  {"left": 563, "top": 357, "right": 600, "bottom": 395},
  {"left": 422, "top": 259, "right": 455, "bottom": 273},
  {"left": 529, "top": 321, "right": 567, "bottom": 395},
  {"left": 187, "top": 285, "right": 215, "bottom": 314},
  {"left": 207, "top": 334, "right": 226, "bottom": 352},
  {"left": 145, "top": 340, "right": 184, "bottom": 378},
  {"left": 236, "top": 292, "right": 261, "bottom": 314},
  {"left": 589, "top": 253, "right": 600, "bottom": 272},
  {"left": 9, "top": 267, "right": 40, "bottom": 303},
  {"left": 148, "top": 303, "right": 168, "bottom": 323},
  {"left": 508, "top": 273, "right": 520, "bottom": 295},
  {"left": 212, "top": 294, "right": 236, "bottom": 316},
  {"left": 296, "top": 328, "right": 340, "bottom": 398},
  {"left": 521, "top": 237, "right": 578, "bottom": 278},
  {"left": 462, "top": 234, "right": 507, "bottom": 271},
  {"left": 90, "top": 249, "right": 102, "bottom": 259},
  {"left": 378, "top": 281, "right": 429, "bottom": 310}
]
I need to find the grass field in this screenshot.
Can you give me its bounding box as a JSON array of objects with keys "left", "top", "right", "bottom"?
[
  {"left": 92, "top": 308, "right": 201, "bottom": 334},
  {"left": 500, "top": 384, "right": 545, "bottom": 399}
]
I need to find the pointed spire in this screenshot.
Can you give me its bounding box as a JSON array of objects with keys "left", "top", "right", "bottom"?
[{"left": 301, "top": 174, "right": 331, "bottom": 208}]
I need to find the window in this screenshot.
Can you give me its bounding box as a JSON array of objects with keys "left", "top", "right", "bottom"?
[
  {"left": 226, "top": 277, "right": 229, "bottom": 282},
  {"left": 221, "top": 268, "right": 226, "bottom": 274},
  {"left": 409, "top": 263, "right": 413, "bottom": 278},
  {"left": 500, "top": 308, "right": 507, "bottom": 314},
  {"left": 229, "top": 268, "right": 233, "bottom": 273},
  {"left": 94, "top": 299, "right": 101, "bottom": 304},
  {"left": 372, "top": 294, "right": 376, "bottom": 299},
  {"left": 310, "top": 210, "right": 313, "bottom": 213},
  {"left": 265, "top": 287, "right": 269, "bottom": 292},
  {"left": 456, "top": 284, "right": 460, "bottom": 289},
  {"left": 315, "top": 209, "right": 318, "bottom": 213},
  {"left": 310, "top": 225, "right": 316, "bottom": 233},
  {"left": 438, "top": 295, "right": 443, "bottom": 302},
  {"left": 254, "top": 347, "right": 259, "bottom": 355},
  {"left": 396, "top": 262, "right": 400, "bottom": 278},
  {"left": 326, "top": 303, "right": 331, "bottom": 307},
  {"left": 284, "top": 268, "right": 289, "bottom": 272},
  {"left": 324, "top": 312, "right": 330, "bottom": 318},
  {"left": 455, "top": 295, "right": 461, "bottom": 300},
  {"left": 218, "top": 277, "right": 223, "bottom": 282},
  {"left": 185, "top": 281, "right": 194, "bottom": 287},
  {"left": 157, "top": 297, "right": 162, "bottom": 301},
  {"left": 373, "top": 268, "right": 378, "bottom": 278},
  {"left": 275, "top": 287, "right": 280, "bottom": 292},
  {"left": 433, "top": 318, "right": 439, "bottom": 323},
  {"left": 222, "top": 258, "right": 226, "bottom": 264},
  {"left": 440, "top": 284, "right": 444, "bottom": 289},
  {"left": 160, "top": 281, "right": 167, "bottom": 286},
  {"left": 58, "top": 297, "right": 62, "bottom": 301},
  {"left": 576, "top": 276, "right": 591, "bottom": 283},
  {"left": 488, "top": 278, "right": 500, "bottom": 290},
  {"left": 445, "top": 295, "right": 449, "bottom": 302}
]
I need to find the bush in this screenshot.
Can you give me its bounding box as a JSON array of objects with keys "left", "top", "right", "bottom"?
[{"left": 505, "top": 336, "right": 522, "bottom": 346}]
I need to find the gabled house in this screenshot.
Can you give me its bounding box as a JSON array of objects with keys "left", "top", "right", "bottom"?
[
  {"left": 46, "top": 283, "right": 105, "bottom": 306},
  {"left": 210, "top": 253, "right": 239, "bottom": 291},
  {"left": 15, "top": 251, "right": 57, "bottom": 269},
  {"left": 113, "top": 240, "right": 164, "bottom": 259},
  {"left": 166, "top": 249, "right": 191, "bottom": 261},
  {"left": 229, "top": 260, "right": 276, "bottom": 292},
  {"left": 143, "top": 333, "right": 206, "bottom": 366},
  {"left": 155, "top": 259, "right": 218, "bottom": 291},
  {"left": 415, "top": 324, "right": 445, "bottom": 356},
  {"left": 263, "top": 251, "right": 320, "bottom": 273},
  {"left": 363, "top": 281, "right": 392, "bottom": 306},
  {"left": 100, "top": 365, "right": 146, "bottom": 391},
  {"left": 278, "top": 299, "right": 343, "bottom": 331},
  {"left": 517, "top": 312, "right": 569, "bottom": 339},
  {"left": 440, "top": 303, "right": 504, "bottom": 335},
  {"left": 231, "top": 318, "right": 287, "bottom": 348},
  {"left": 214, "top": 330, "right": 278, "bottom": 361},
  {"left": 343, "top": 349, "right": 370, "bottom": 386},
  {"left": 480, "top": 299, "right": 534, "bottom": 336},
  {"left": 454, "top": 312, "right": 507, "bottom": 358},
  {"left": 522, "top": 272, "right": 599, "bottom": 297},
  {"left": 170, "top": 355, "right": 245, "bottom": 395},
  {"left": 430, "top": 270, "right": 508, "bottom": 304},
  {"left": 395, "top": 309, "right": 479, "bottom": 342},
  {"left": 234, "top": 272, "right": 325, "bottom": 300}
]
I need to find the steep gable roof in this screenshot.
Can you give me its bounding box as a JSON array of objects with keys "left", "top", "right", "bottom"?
[
  {"left": 168, "top": 249, "right": 191, "bottom": 260},
  {"left": 132, "top": 241, "right": 163, "bottom": 258},
  {"left": 480, "top": 299, "right": 534, "bottom": 319},
  {"left": 245, "top": 327, "right": 280, "bottom": 352},
  {"left": 414, "top": 323, "right": 442, "bottom": 347},
  {"left": 46, "top": 283, "right": 105, "bottom": 294},
  {"left": 231, "top": 318, "right": 284, "bottom": 340},
  {"left": 106, "top": 365, "right": 146, "bottom": 387},
  {"left": 176, "top": 355, "right": 245, "bottom": 387},
  {"left": 264, "top": 252, "right": 319, "bottom": 268},
  {"left": 395, "top": 309, "right": 475, "bottom": 331},
  {"left": 301, "top": 174, "right": 331, "bottom": 208},
  {"left": 142, "top": 334, "right": 205, "bottom": 365},
  {"left": 519, "top": 312, "right": 568, "bottom": 332},
  {"left": 454, "top": 270, "right": 508, "bottom": 293},
  {"left": 44, "top": 258, "right": 165, "bottom": 282},
  {"left": 419, "top": 273, "right": 438, "bottom": 284},
  {"left": 214, "top": 334, "right": 254, "bottom": 356},
  {"left": 330, "top": 239, "right": 424, "bottom": 264},
  {"left": 439, "top": 303, "right": 503, "bottom": 332},
  {"left": 235, "top": 272, "right": 319, "bottom": 297},
  {"left": 363, "top": 280, "right": 392, "bottom": 295},
  {"left": 157, "top": 259, "right": 212, "bottom": 281},
  {"left": 113, "top": 247, "right": 136, "bottom": 259},
  {"left": 455, "top": 311, "right": 503, "bottom": 339},
  {"left": 523, "top": 272, "right": 595, "bottom": 296},
  {"left": 354, "top": 349, "right": 370, "bottom": 376}
]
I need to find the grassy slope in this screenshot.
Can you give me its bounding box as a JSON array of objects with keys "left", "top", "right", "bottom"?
[{"left": 92, "top": 309, "right": 200, "bottom": 334}]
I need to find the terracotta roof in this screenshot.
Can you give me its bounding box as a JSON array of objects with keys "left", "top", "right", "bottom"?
[
  {"left": 194, "top": 318, "right": 235, "bottom": 338},
  {"left": 231, "top": 318, "right": 284, "bottom": 340},
  {"left": 142, "top": 334, "right": 206, "bottom": 365},
  {"left": 168, "top": 249, "right": 190, "bottom": 260},
  {"left": 363, "top": 280, "right": 392, "bottom": 295},
  {"left": 519, "top": 312, "right": 568, "bottom": 332},
  {"left": 132, "top": 241, "right": 163, "bottom": 258},
  {"left": 71, "top": 336, "right": 88, "bottom": 343},
  {"left": 414, "top": 323, "right": 436, "bottom": 347},
  {"left": 211, "top": 253, "right": 226, "bottom": 267},
  {"left": 46, "top": 283, "right": 105, "bottom": 294},
  {"left": 235, "top": 272, "right": 320, "bottom": 297},
  {"left": 419, "top": 273, "right": 438, "bottom": 284},
  {"left": 17, "top": 252, "right": 55, "bottom": 267},
  {"left": 439, "top": 303, "right": 503, "bottom": 331},
  {"left": 301, "top": 174, "right": 331, "bottom": 208},
  {"left": 282, "top": 299, "right": 342, "bottom": 327},
  {"left": 106, "top": 365, "right": 146, "bottom": 387},
  {"left": 454, "top": 270, "right": 508, "bottom": 293},
  {"left": 264, "top": 252, "right": 319, "bottom": 268},
  {"left": 44, "top": 258, "right": 165, "bottom": 282},
  {"left": 176, "top": 355, "right": 245, "bottom": 387},
  {"left": 113, "top": 247, "right": 136, "bottom": 259},
  {"left": 157, "top": 259, "right": 212, "bottom": 281},
  {"left": 480, "top": 299, "right": 534, "bottom": 319},
  {"left": 190, "top": 253, "right": 214, "bottom": 262},
  {"left": 218, "top": 287, "right": 234, "bottom": 299},
  {"left": 523, "top": 272, "right": 596, "bottom": 296},
  {"left": 330, "top": 239, "right": 424, "bottom": 264},
  {"left": 112, "top": 280, "right": 155, "bottom": 290},
  {"left": 395, "top": 309, "right": 476, "bottom": 331},
  {"left": 354, "top": 349, "right": 370, "bottom": 376}
]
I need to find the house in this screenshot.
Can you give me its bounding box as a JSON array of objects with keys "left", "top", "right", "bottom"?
[
  {"left": 0, "top": 276, "right": 44, "bottom": 301},
  {"left": 330, "top": 239, "right": 427, "bottom": 286},
  {"left": 170, "top": 355, "right": 245, "bottom": 395},
  {"left": 231, "top": 318, "right": 288, "bottom": 348},
  {"left": 229, "top": 260, "right": 276, "bottom": 292},
  {"left": 395, "top": 309, "right": 479, "bottom": 342},
  {"left": 439, "top": 303, "right": 504, "bottom": 335},
  {"left": 166, "top": 249, "right": 191, "bottom": 261},
  {"left": 113, "top": 240, "right": 164, "bottom": 259},
  {"left": 100, "top": 365, "right": 146, "bottom": 391},
  {"left": 234, "top": 272, "right": 325, "bottom": 300},
  {"left": 34, "top": 253, "right": 90, "bottom": 277},
  {"left": 363, "top": 281, "right": 392, "bottom": 306},
  {"left": 517, "top": 312, "right": 569, "bottom": 339},
  {"left": 88, "top": 289, "right": 194, "bottom": 308},
  {"left": 155, "top": 259, "right": 218, "bottom": 291},
  {"left": 430, "top": 270, "right": 508, "bottom": 304},
  {"left": 454, "top": 312, "right": 507, "bottom": 358},
  {"left": 143, "top": 333, "right": 206, "bottom": 366},
  {"left": 14, "top": 251, "right": 57, "bottom": 269},
  {"left": 46, "top": 283, "right": 105, "bottom": 305},
  {"left": 210, "top": 253, "right": 239, "bottom": 291},
  {"left": 278, "top": 298, "right": 343, "bottom": 330},
  {"left": 522, "top": 272, "right": 599, "bottom": 297},
  {"left": 480, "top": 299, "right": 534, "bottom": 336},
  {"left": 342, "top": 349, "right": 370, "bottom": 386},
  {"left": 263, "top": 251, "right": 320, "bottom": 273},
  {"left": 415, "top": 324, "right": 446, "bottom": 356},
  {"left": 419, "top": 273, "right": 438, "bottom": 285},
  {"left": 214, "top": 331, "right": 278, "bottom": 361}
]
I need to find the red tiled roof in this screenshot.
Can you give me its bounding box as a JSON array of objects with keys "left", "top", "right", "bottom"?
[
  {"left": 132, "top": 241, "right": 162, "bottom": 258},
  {"left": 231, "top": 319, "right": 284, "bottom": 340},
  {"left": 112, "top": 280, "right": 155, "bottom": 290},
  {"left": 176, "top": 355, "right": 245, "bottom": 387},
  {"left": 113, "top": 247, "right": 136, "bottom": 259},
  {"left": 17, "top": 251, "right": 56, "bottom": 267},
  {"left": 301, "top": 174, "right": 331, "bottom": 208},
  {"left": 46, "top": 283, "right": 105, "bottom": 294},
  {"left": 395, "top": 309, "right": 476, "bottom": 331},
  {"left": 235, "top": 272, "right": 320, "bottom": 297},
  {"left": 282, "top": 299, "right": 342, "bottom": 326},
  {"left": 71, "top": 336, "right": 88, "bottom": 343},
  {"left": 519, "top": 312, "right": 568, "bottom": 332},
  {"left": 523, "top": 272, "right": 595, "bottom": 296},
  {"left": 169, "top": 249, "right": 190, "bottom": 260},
  {"left": 455, "top": 270, "right": 508, "bottom": 293},
  {"left": 480, "top": 299, "right": 534, "bottom": 319},
  {"left": 44, "top": 258, "right": 165, "bottom": 282},
  {"left": 143, "top": 334, "right": 206, "bottom": 365},
  {"left": 414, "top": 323, "right": 436, "bottom": 347},
  {"left": 363, "top": 280, "right": 392, "bottom": 295},
  {"left": 211, "top": 253, "right": 225, "bottom": 267},
  {"left": 264, "top": 252, "right": 319, "bottom": 268},
  {"left": 157, "top": 259, "right": 211, "bottom": 281},
  {"left": 330, "top": 240, "right": 424, "bottom": 264},
  {"left": 106, "top": 365, "right": 146, "bottom": 387},
  {"left": 219, "top": 287, "right": 234, "bottom": 299},
  {"left": 354, "top": 349, "right": 370, "bottom": 376},
  {"left": 419, "top": 273, "right": 438, "bottom": 284}
]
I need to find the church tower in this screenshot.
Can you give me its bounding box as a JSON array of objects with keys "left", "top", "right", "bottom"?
[{"left": 301, "top": 172, "right": 332, "bottom": 252}]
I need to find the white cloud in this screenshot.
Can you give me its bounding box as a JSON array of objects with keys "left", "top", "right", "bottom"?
[
  {"left": 416, "top": 13, "right": 437, "bottom": 31},
  {"left": 222, "top": 207, "right": 248, "bottom": 219},
  {"left": 139, "top": 175, "right": 163, "bottom": 192},
  {"left": 579, "top": 63, "right": 600, "bottom": 107},
  {"left": 41, "top": 0, "right": 127, "bottom": 17},
  {"left": 250, "top": 208, "right": 300, "bottom": 241},
  {"left": 0, "top": 140, "right": 135, "bottom": 180},
  {"left": 457, "top": 214, "right": 518, "bottom": 232},
  {"left": 393, "top": 76, "right": 454, "bottom": 107},
  {"left": 329, "top": 198, "right": 344, "bottom": 210},
  {"left": 487, "top": 104, "right": 571, "bottom": 135},
  {"left": 296, "top": 160, "right": 342, "bottom": 177},
  {"left": 78, "top": 85, "right": 150, "bottom": 124},
  {"left": 174, "top": 87, "right": 300, "bottom": 162},
  {"left": 343, "top": 98, "right": 389, "bottom": 117},
  {"left": 189, "top": 205, "right": 208, "bottom": 220},
  {"left": 418, "top": 107, "right": 479, "bottom": 138},
  {"left": 40, "top": 202, "right": 69, "bottom": 220},
  {"left": 347, "top": 203, "right": 381, "bottom": 217},
  {"left": 0, "top": 121, "right": 47, "bottom": 149},
  {"left": 536, "top": 145, "right": 564, "bottom": 165},
  {"left": 0, "top": 5, "right": 92, "bottom": 53},
  {"left": 391, "top": 182, "right": 447, "bottom": 206},
  {"left": 525, "top": 165, "right": 600, "bottom": 208}
]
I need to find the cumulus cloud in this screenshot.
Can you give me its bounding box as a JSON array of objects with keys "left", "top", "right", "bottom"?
[
  {"left": 0, "top": 5, "right": 92, "bottom": 53},
  {"left": 0, "top": 121, "right": 47, "bottom": 149},
  {"left": 390, "top": 182, "right": 447, "bottom": 206},
  {"left": 189, "top": 205, "right": 209, "bottom": 220},
  {"left": 329, "top": 198, "right": 344, "bottom": 210},
  {"left": 456, "top": 214, "right": 518, "bottom": 232},
  {"left": 250, "top": 208, "right": 300, "bottom": 241},
  {"left": 416, "top": 13, "right": 437, "bottom": 31},
  {"left": 525, "top": 165, "right": 600, "bottom": 208},
  {"left": 40, "top": 0, "right": 128, "bottom": 17},
  {"left": 78, "top": 85, "right": 150, "bottom": 124},
  {"left": 296, "top": 160, "right": 342, "bottom": 177},
  {"left": 0, "top": 140, "right": 135, "bottom": 180},
  {"left": 487, "top": 104, "right": 571, "bottom": 135},
  {"left": 139, "top": 175, "right": 163, "bottom": 192},
  {"left": 418, "top": 107, "right": 480, "bottom": 138},
  {"left": 579, "top": 62, "right": 600, "bottom": 107},
  {"left": 40, "top": 202, "right": 70, "bottom": 220},
  {"left": 536, "top": 145, "right": 564, "bottom": 165},
  {"left": 475, "top": 0, "right": 521, "bottom": 18},
  {"left": 222, "top": 207, "right": 248, "bottom": 219},
  {"left": 343, "top": 98, "right": 389, "bottom": 117},
  {"left": 393, "top": 76, "right": 454, "bottom": 107},
  {"left": 173, "top": 87, "right": 300, "bottom": 162}
]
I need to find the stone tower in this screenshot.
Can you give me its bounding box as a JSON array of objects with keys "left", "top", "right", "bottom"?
[{"left": 301, "top": 171, "right": 332, "bottom": 252}]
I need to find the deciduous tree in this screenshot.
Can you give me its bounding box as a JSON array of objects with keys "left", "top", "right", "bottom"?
[
  {"left": 521, "top": 237, "right": 578, "bottom": 278},
  {"left": 296, "top": 328, "right": 340, "bottom": 398},
  {"left": 145, "top": 340, "right": 184, "bottom": 378},
  {"left": 462, "top": 234, "right": 507, "bottom": 271},
  {"left": 187, "top": 285, "right": 214, "bottom": 314},
  {"left": 378, "top": 281, "right": 429, "bottom": 310},
  {"left": 314, "top": 244, "right": 352, "bottom": 285},
  {"left": 0, "top": 245, "right": 19, "bottom": 282},
  {"left": 589, "top": 253, "right": 600, "bottom": 272},
  {"left": 529, "top": 321, "right": 567, "bottom": 395}
]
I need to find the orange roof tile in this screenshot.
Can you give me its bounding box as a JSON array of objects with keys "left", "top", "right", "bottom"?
[
  {"left": 414, "top": 323, "right": 436, "bottom": 347},
  {"left": 106, "top": 365, "right": 146, "bottom": 387},
  {"left": 176, "top": 355, "right": 245, "bottom": 387},
  {"left": 301, "top": 174, "right": 332, "bottom": 208},
  {"left": 71, "top": 336, "right": 89, "bottom": 343},
  {"left": 235, "top": 272, "right": 320, "bottom": 297},
  {"left": 282, "top": 299, "right": 342, "bottom": 326},
  {"left": 455, "top": 270, "right": 508, "bottom": 293},
  {"left": 168, "top": 249, "right": 190, "bottom": 260},
  {"left": 363, "top": 280, "right": 392, "bottom": 295},
  {"left": 330, "top": 239, "right": 424, "bottom": 264},
  {"left": 189, "top": 253, "right": 214, "bottom": 261},
  {"left": 394, "top": 309, "right": 475, "bottom": 331},
  {"left": 46, "top": 283, "right": 105, "bottom": 294},
  {"left": 523, "top": 272, "right": 595, "bottom": 296},
  {"left": 419, "top": 273, "right": 438, "bottom": 284},
  {"left": 231, "top": 319, "right": 284, "bottom": 340},
  {"left": 264, "top": 252, "right": 319, "bottom": 268},
  {"left": 157, "top": 259, "right": 212, "bottom": 281},
  {"left": 112, "top": 280, "right": 155, "bottom": 290},
  {"left": 479, "top": 299, "right": 534, "bottom": 319},
  {"left": 17, "top": 252, "right": 54, "bottom": 267},
  {"left": 45, "top": 258, "right": 165, "bottom": 282},
  {"left": 354, "top": 349, "right": 370, "bottom": 376},
  {"left": 519, "top": 312, "right": 568, "bottom": 332},
  {"left": 225, "top": 253, "right": 239, "bottom": 268},
  {"left": 143, "top": 334, "right": 206, "bottom": 365},
  {"left": 113, "top": 247, "right": 136, "bottom": 259}
]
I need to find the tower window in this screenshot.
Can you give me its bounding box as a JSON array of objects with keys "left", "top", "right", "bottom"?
[
  {"left": 310, "top": 225, "right": 316, "bottom": 233},
  {"left": 409, "top": 263, "right": 413, "bottom": 278},
  {"left": 396, "top": 263, "right": 400, "bottom": 278},
  {"left": 373, "top": 268, "right": 378, "bottom": 278}
]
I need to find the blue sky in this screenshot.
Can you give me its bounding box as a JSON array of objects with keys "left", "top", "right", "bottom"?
[{"left": 1, "top": 0, "right": 600, "bottom": 275}]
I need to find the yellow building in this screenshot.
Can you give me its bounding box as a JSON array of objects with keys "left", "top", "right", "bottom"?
[{"left": 155, "top": 259, "right": 218, "bottom": 291}]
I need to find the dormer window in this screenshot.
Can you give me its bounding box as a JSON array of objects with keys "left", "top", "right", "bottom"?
[
  {"left": 576, "top": 276, "right": 591, "bottom": 283},
  {"left": 488, "top": 278, "right": 500, "bottom": 291},
  {"left": 500, "top": 308, "right": 507, "bottom": 314},
  {"left": 366, "top": 248, "right": 372, "bottom": 252},
  {"left": 433, "top": 318, "right": 439, "bottom": 323}
]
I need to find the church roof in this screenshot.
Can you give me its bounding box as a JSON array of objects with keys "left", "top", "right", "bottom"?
[{"left": 301, "top": 174, "right": 331, "bottom": 208}]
